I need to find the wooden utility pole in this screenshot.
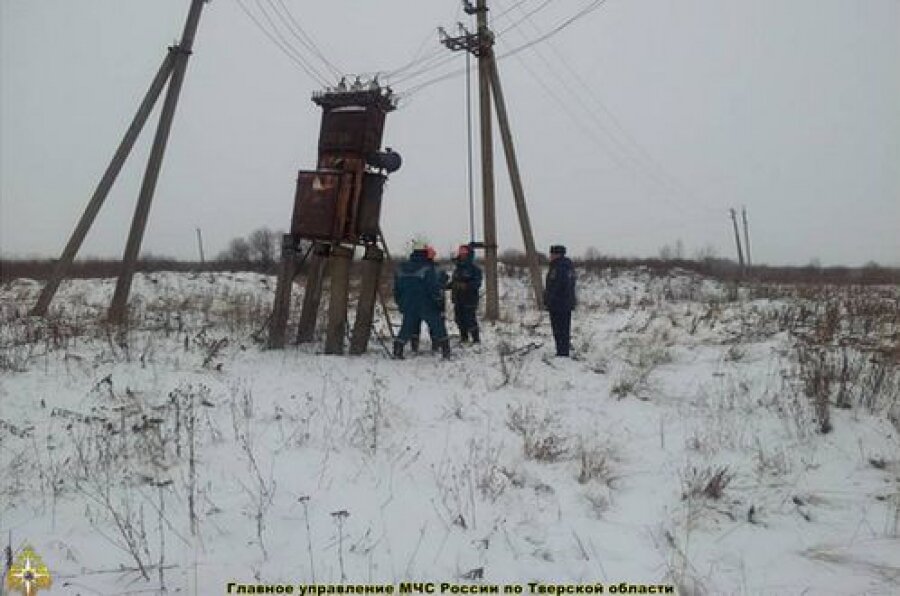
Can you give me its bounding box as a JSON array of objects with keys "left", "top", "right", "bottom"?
[
  {"left": 324, "top": 245, "right": 354, "bottom": 354},
  {"left": 31, "top": 0, "right": 207, "bottom": 321},
  {"left": 296, "top": 246, "right": 328, "bottom": 343},
  {"left": 476, "top": 0, "right": 499, "bottom": 320},
  {"left": 730, "top": 208, "right": 745, "bottom": 272},
  {"left": 268, "top": 240, "right": 298, "bottom": 349},
  {"left": 487, "top": 58, "right": 543, "bottom": 307},
  {"left": 350, "top": 246, "right": 384, "bottom": 354},
  {"left": 741, "top": 206, "right": 752, "bottom": 268},
  {"left": 109, "top": 0, "right": 207, "bottom": 324},
  {"left": 30, "top": 52, "right": 177, "bottom": 316},
  {"left": 440, "top": 0, "right": 544, "bottom": 317}
]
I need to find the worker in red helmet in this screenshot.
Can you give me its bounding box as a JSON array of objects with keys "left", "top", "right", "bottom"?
[{"left": 450, "top": 243, "right": 482, "bottom": 343}]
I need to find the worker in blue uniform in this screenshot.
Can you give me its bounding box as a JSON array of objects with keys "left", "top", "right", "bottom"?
[
  {"left": 393, "top": 245, "right": 451, "bottom": 359},
  {"left": 449, "top": 243, "right": 482, "bottom": 343}
]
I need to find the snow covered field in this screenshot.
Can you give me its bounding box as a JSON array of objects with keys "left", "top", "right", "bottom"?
[{"left": 1, "top": 269, "right": 898, "bottom": 595}]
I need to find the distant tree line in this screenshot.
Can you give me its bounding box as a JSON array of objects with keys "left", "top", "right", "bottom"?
[
  {"left": 2, "top": 232, "right": 897, "bottom": 284},
  {"left": 217, "top": 227, "right": 285, "bottom": 270}
]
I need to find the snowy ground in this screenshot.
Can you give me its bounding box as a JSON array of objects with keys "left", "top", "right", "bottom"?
[{"left": 1, "top": 269, "right": 898, "bottom": 595}]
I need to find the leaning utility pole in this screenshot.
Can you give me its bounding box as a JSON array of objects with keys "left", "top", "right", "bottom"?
[
  {"left": 487, "top": 57, "right": 544, "bottom": 310},
  {"left": 108, "top": 0, "right": 206, "bottom": 324},
  {"left": 741, "top": 206, "right": 752, "bottom": 268},
  {"left": 31, "top": 0, "right": 207, "bottom": 321},
  {"left": 440, "top": 0, "right": 544, "bottom": 316},
  {"left": 730, "top": 208, "right": 745, "bottom": 273}
]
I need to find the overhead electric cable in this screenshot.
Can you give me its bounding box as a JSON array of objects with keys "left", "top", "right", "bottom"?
[
  {"left": 496, "top": 0, "right": 554, "bottom": 36},
  {"left": 269, "top": 0, "right": 344, "bottom": 78},
  {"left": 492, "top": 0, "right": 542, "bottom": 23},
  {"left": 498, "top": 0, "right": 606, "bottom": 59},
  {"left": 235, "top": 0, "right": 330, "bottom": 85},
  {"left": 385, "top": 0, "right": 467, "bottom": 81},
  {"left": 388, "top": 30, "right": 448, "bottom": 78},
  {"left": 496, "top": 0, "right": 723, "bottom": 215},
  {"left": 252, "top": 0, "right": 331, "bottom": 83},
  {"left": 391, "top": 52, "right": 462, "bottom": 86},
  {"left": 401, "top": 0, "right": 606, "bottom": 98}
]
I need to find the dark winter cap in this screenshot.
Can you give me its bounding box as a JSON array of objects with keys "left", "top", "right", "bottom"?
[{"left": 549, "top": 245, "right": 566, "bottom": 255}]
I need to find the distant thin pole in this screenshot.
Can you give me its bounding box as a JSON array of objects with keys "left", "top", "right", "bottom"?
[
  {"left": 730, "top": 208, "right": 745, "bottom": 273},
  {"left": 741, "top": 206, "right": 752, "bottom": 268},
  {"left": 196, "top": 227, "right": 205, "bottom": 263}
]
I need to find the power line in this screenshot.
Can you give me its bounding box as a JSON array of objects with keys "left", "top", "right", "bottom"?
[
  {"left": 387, "top": 29, "right": 445, "bottom": 78},
  {"left": 496, "top": 0, "right": 554, "bottom": 36},
  {"left": 492, "top": 0, "right": 542, "bottom": 24},
  {"left": 269, "top": 0, "right": 343, "bottom": 78},
  {"left": 495, "top": 0, "right": 722, "bottom": 218},
  {"left": 391, "top": 51, "right": 462, "bottom": 85},
  {"left": 400, "top": 0, "right": 607, "bottom": 98},
  {"left": 235, "top": 0, "right": 330, "bottom": 85},
  {"left": 252, "top": 0, "right": 332, "bottom": 83},
  {"left": 385, "top": 2, "right": 466, "bottom": 80},
  {"left": 500, "top": 38, "right": 697, "bottom": 219},
  {"left": 498, "top": 0, "right": 606, "bottom": 60}
]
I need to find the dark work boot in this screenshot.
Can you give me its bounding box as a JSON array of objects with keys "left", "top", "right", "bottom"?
[
  {"left": 410, "top": 336, "right": 420, "bottom": 353},
  {"left": 439, "top": 339, "right": 452, "bottom": 359},
  {"left": 392, "top": 341, "right": 404, "bottom": 360},
  {"left": 471, "top": 327, "right": 480, "bottom": 344},
  {"left": 459, "top": 328, "right": 469, "bottom": 343}
]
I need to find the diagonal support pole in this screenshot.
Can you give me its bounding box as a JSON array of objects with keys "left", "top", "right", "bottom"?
[
  {"left": 108, "top": 0, "right": 207, "bottom": 325},
  {"left": 486, "top": 55, "right": 544, "bottom": 308},
  {"left": 30, "top": 51, "right": 177, "bottom": 316}
]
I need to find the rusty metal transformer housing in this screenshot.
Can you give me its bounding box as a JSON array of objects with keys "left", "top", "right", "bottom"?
[
  {"left": 318, "top": 106, "right": 386, "bottom": 155},
  {"left": 290, "top": 170, "right": 352, "bottom": 242},
  {"left": 290, "top": 86, "right": 397, "bottom": 246},
  {"left": 356, "top": 172, "right": 386, "bottom": 241}
]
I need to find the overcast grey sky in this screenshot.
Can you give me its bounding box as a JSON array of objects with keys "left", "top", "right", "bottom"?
[{"left": 2, "top": 0, "right": 898, "bottom": 266}]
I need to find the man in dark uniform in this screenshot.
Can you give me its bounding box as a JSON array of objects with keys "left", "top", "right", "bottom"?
[
  {"left": 393, "top": 245, "right": 451, "bottom": 359},
  {"left": 450, "top": 243, "right": 483, "bottom": 343},
  {"left": 543, "top": 244, "right": 576, "bottom": 357}
]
